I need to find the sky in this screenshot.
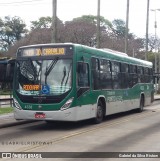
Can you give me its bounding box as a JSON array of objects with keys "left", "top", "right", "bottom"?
[{"left": 0, "top": 0, "right": 160, "bottom": 38}]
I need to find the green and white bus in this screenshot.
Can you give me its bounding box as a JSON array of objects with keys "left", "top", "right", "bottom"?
[{"left": 12, "top": 43, "right": 154, "bottom": 123}]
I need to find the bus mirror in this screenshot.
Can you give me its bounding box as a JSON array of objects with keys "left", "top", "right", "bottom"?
[
  {"left": 81, "top": 56, "right": 85, "bottom": 61},
  {"left": 6, "top": 64, "right": 11, "bottom": 79}
]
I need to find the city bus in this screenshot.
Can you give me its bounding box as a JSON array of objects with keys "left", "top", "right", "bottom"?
[{"left": 12, "top": 43, "right": 154, "bottom": 123}]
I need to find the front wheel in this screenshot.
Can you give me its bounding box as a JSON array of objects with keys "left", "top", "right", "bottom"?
[
  {"left": 137, "top": 96, "right": 144, "bottom": 113},
  {"left": 93, "top": 100, "right": 104, "bottom": 124}
]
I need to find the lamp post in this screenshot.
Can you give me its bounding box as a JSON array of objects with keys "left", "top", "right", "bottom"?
[
  {"left": 151, "top": 9, "right": 160, "bottom": 93},
  {"left": 125, "top": 0, "right": 130, "bottom": 54},
  {"left": 145, "top": 0, "right": 150, "bottom": 60}
]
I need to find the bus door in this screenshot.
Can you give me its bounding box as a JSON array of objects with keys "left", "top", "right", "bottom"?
[{"left": 76, "top": 59, "right": 93, "bottom": 118}]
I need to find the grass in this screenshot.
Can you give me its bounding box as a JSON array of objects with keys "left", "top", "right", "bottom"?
[{"left": 0, "top": 107, "right": 13, "bottom": 115}]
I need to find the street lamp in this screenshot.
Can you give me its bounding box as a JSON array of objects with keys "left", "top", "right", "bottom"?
[
  {"left": 150, "top": 9, "right": 160, "bottom": 44},
  {"left": 150, "top": 9, "right": 160, "bottom": 93}
]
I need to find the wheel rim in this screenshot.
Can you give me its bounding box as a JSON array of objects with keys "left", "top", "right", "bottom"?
[{"left": 97, "top": 105, "right": 103, "bottom": 120}]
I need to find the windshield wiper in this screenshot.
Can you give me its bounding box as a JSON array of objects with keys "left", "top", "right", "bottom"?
[
  {"left": 28, "top": 58, "right": 38, "bottom": 81},
  {"left": 44, "top": 57, "right": 59, "bottom": 84}
]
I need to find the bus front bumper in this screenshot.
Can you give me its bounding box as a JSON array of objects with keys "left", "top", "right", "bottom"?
[{"left": 14, "top": 108, "right": 77, "bottom": 122}]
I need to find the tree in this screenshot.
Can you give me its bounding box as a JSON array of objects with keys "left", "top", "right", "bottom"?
[
  {"left": 73, "top": 15, "right": 112, "bottom": 31},
  {"left": 112, "top": 19, "right": 127, "bottom": 38},
  {"left": 63, "top": 15, "right": 112, "bottom": 46},
  {"left": 30, "top": 16, "right": 65, "bottom": 43},
  {"left": 0, "top": 16, "right": 27, "bottom": 51},
  {"left": 31, "top": 17, "right": 52, "bottom": 30},
  {"left": 4, "top": 15, "right": 150, "bottom": 60},
  {"left": 64, "top": 19, "right": 96, "bottom": 46}
]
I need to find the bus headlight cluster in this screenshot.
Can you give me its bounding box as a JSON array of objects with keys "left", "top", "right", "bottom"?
[
  {"left": 13, "top": 98, "right": 22, "bottom": 110},
  {"left": 61, "top": 97, "right": 74, "bottom": 111}
]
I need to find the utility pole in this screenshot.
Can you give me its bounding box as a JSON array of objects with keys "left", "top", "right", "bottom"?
[
  {"left": 97, "top": 0, "right": 100, "bottom": 48},
  {"left": 145, "top": 0, "right": 150, "bottom": 60},
  {"left": 151, "top": 9, "right": 160, "bottom": 93},
  {"left": 52, "top": 0, "right": 57, "bottom": 43},
  {"left": 125, "top": 0, "right": 130, "bottom": 54}
]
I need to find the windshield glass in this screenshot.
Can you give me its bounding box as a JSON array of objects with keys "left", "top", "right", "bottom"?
[{"left": 15, "top": 59, "right": 72, "bottom": 96}]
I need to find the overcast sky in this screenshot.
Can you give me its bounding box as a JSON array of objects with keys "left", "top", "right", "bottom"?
[{"left": 0, "top": 0, "right": 160, "bottom": 38}]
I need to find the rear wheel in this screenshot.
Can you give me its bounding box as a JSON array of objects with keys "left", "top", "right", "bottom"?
[{"left": 94, "top": 100, "right": 104, "bottom": 124}]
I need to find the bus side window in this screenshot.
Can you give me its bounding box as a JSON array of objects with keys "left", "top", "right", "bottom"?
[
  {"left": 91, "top": 58, "right": 100, "bottom": 90},
  {"left": 111, "top": 61, "right": 120, "bottom": 89},
  {"left": 149, "top": 68, "right": 153, "bottom": 83},
  {"left": 129, "top": 65, "right": 138, "bottom": 87},
  {"left": 120, "top": 63, "right": 129, "bottom": 89},
  {"left": 144, "top": 67, "right": 150, "bottom": 83},
  {"left": 77, "top": 62, "right": 89, "bottom": 87},
  {"left": 137, "top": 66, "right": 143, "bottom": 83},
  {"left": 99, "top": 59, "right": 112, "bottom": 89}
]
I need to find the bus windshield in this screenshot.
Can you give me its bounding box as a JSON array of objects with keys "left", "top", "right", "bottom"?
[{"left": 15, "top": 58, "right": 72, "bottom": 96}]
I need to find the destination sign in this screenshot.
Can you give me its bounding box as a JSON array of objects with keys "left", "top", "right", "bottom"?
[
  {"left": 20, "top": 47, "right": 65, "bottom": 57},
  {"left": 23, "top": 85, "right": 41, "bottom": 91}
]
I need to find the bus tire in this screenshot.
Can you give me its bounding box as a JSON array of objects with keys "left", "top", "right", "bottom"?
[
  {"left": 137, "top": 95, "right": 144, "bottom": 113},
  {"left": 94, "top": 100, "right": 104, "bottom": 124}
]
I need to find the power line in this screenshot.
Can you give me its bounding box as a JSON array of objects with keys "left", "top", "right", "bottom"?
[{"left": 0, "top": 0, "right": 48, "bottom": 6}]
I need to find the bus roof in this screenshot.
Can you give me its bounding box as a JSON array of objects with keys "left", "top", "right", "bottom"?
[{"left": 76, "top": 44, "right": 152, "bottom": 68}]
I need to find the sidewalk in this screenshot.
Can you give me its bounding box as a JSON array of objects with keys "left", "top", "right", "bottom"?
[{"left": 0, "top": 95, "right": 160, "bottom": 129}]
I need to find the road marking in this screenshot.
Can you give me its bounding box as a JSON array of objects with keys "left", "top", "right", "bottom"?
[{"left": 15, "top": 109, "right": 159, "bottom": 153}]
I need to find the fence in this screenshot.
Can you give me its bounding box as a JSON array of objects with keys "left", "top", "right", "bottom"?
[{"left": 0, "top": 97, "right": 13, "bottom": 108}]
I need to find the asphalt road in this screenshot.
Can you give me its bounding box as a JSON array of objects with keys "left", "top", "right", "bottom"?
[{"left": 0, "top": 101, "right": 160, "bottom": 161}]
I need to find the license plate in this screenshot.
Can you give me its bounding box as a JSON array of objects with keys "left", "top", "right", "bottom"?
[{"left": 35, "top": 113, "right": 46, "bottom": 119}]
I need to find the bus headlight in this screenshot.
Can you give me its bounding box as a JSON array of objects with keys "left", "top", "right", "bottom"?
[
  {"left": 61, "top": 97, "right": 74, "bottom": 111},
  {"left": 13, "top": 98, "right": 22, "bottom": 110}
]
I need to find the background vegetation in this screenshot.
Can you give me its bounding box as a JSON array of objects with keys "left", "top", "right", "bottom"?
[{"left": 0, "top": 15, "right": 160, "bottom": 65}]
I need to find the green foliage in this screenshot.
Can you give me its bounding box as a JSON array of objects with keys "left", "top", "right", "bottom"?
[
  {"left": 73, "top": 15, "right": 112, "bottom": 29},
  {"left": 112, "top": 19, "right": 127, "bottom": 37},
  {"left": 0, "top": 107, "right": 13, "bottom": 115},
  {"left": 0, "top": 16, "right": 27, "bottom": 51},
  {"left": 147, "top": 52, "right": 155, "bottom": 64},
  {"left": 31, "top": 16, "right": 52, "bottom": 30},
  {"left": 30, "top": 16, "right": 64, "bottom": 30},
  {"left": 3, "top": 15, "right": 159, "bottom": 59}
]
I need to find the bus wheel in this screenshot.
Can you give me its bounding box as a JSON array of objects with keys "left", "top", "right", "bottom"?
[
  {"left": 94, "top": 100, "right": 104, "bottom": 124},
  {"left": 137, "top": 96, "right": 144, "bottom": 113}
]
